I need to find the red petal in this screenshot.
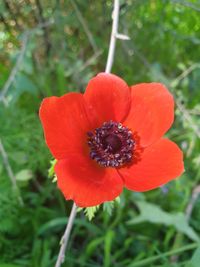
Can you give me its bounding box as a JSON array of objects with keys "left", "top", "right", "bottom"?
[
  {"left": 124, "top": 83, "right": 174, "bottom": 147},
  {"left": 119, "top": 139, "right": 184, "bottom": 191},
  {"left": 84, "top": 73, "right": 131, "bottom": 126},
  {"left": 39, "top": 93, "right": 92, "bottom": 160},
  {"left": 55, "top": 155, "right": 123, "bottom": 207}
]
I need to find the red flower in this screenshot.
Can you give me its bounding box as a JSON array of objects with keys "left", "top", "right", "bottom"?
[{"left": 39, "top": 73, "right": 184, "bottom": 207}]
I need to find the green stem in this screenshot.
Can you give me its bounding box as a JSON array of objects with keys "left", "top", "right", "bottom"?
[{"left": 128, "top": 243, "right": 198, "bottom": 267}]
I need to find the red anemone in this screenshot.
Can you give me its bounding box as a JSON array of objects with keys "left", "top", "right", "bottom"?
[{"left": 39, "top": 73, "right": 184, "bottom": 207}]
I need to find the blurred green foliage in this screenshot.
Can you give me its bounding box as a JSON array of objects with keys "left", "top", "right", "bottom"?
[{"left": 0, "top": 0, "right": 200, "bottom": 266}]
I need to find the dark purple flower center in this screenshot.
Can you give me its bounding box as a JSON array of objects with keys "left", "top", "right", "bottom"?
[
  {"left": 87, "top": 121, "right": 134, "bottom": 167},
  {"left": 102, "top": 134, "right": 122, "bottom": 153}
]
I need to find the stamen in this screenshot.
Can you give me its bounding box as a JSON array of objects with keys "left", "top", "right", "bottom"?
[{"left": 87, "top": 121, "right": 135, "bottom": 167}]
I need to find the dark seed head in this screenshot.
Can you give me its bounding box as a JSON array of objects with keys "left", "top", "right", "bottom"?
[
  {"left": 87, "top": 121, "right": 135, "bottom": 168},
  {"left": 102, "top": 134, "right": 122, "bottom": 153}
]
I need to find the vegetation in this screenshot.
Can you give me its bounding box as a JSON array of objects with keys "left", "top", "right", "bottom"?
[{"left": 0, "top": 0, "right": 200, "bottom": 266}]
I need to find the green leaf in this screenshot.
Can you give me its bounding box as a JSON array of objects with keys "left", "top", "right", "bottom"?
[
  {"left": 127, "top": 201, "right": 199, "bottom": 242},
  {"left": 48, "top": 159, "right": 57, "bottom": 182},
  {"left": 10, "top": 74, "right": 38, "bottom": 102},
  {"left": 186, "top": 244, "right": 200, "bottom": 267},
  {"left": 37, "top": 217, "right": 67, "bottom": 236},
  {"left": 82, "top": 196, "right": 121, "bottom": 221},
  {"left": 16, "top": 169, "right": 33, "bottom": 182},
  {"left": 85, "top": 237, "right": 104, "bottom": 257},
  {"left": 84, "top": 206, "right": 100, "bottom": 221},
  {"left": 104, "top": 230, "right": 115, "bottom": 267},
  {"left": 103, "top": 196, "right": 120, "bottom": 216}
]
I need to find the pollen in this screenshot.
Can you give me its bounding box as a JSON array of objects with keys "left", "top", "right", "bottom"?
[{"left": 87, "top": 121, "right": 134, "bottom": 167}]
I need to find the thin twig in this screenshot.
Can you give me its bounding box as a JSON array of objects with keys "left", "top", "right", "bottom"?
[
  {"left": 123, "top": 42, "right": 200, "bottom": 139},
  {"left": 185, "top": 185, "right": 200, "bottom": 221},
  {"left": 170, "top": 184, "right": 200, "bottom": 262},
  {"left": 171, "top": 63, "right": 200, "bottom": 87},
  {"left": 70, "top": 0, "right": 98, "bottom": 53},
  {"left": 171, "top": 0, "right": 200, "bottom": 12},
  {"left": 105, "top": 0, "right": 130, "bottom": 73},
  {"left": 0, "top": 33, "right": 29, "bottom": 104},
  {"left": 0, "top": 19, "right": 54, "bottom": 105},
  {"left": 79, "top": 49, "right": 103, "bottom": 72},
  {"left": 0, "top": 138, "right": 23, "bottom": 206},
  {"left": 170, "top": 64, "right": 200, "bottom": 139},
  {"left": 175, "top": 99, "right": 200, "bottom": 139},
  {"left": 29, "top": 19, "right": 54, "bottom": 33},
  {"left": 55, "top": 1, "right": 122, "bottom": 266},
  {"left": 55, "top": 203, "right": 77, "bottom": 267},
  {"left": 0, "top": 139, "right": 17, "bottom": 189},
  {"left": 105, "top": 0, "right": 120, "bottom": 73},
  {"left": 35, "top": 0, "right": 51, "bottom": 57},
  {"left": 187, "top": 109, "right": 200, "bottom": 116}
]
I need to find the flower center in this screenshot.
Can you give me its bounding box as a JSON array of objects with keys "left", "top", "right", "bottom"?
[
  {"left": 87, "top": 121, "right": 134, "bottom": 167},
  {"left": 102, "top": 134, "right": 122, "bottom": 153}
]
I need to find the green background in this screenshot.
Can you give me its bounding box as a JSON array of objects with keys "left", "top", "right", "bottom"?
[{"left": 0, "top": 0, "right": 200, "bottom": 266}]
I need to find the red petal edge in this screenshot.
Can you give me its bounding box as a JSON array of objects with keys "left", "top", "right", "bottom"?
[
  {"left": 39, "top": 92, "right": 92, "bottom": 160},
  {"left": 84, "top": 73, "right": 131, "bottom": 126},
  {"left": 124, "top": 83, "right": 174, "bottom": 147},
  {"left": 55, "top": 155, "right": 124, "bottom": 207},
  {"left": 119, "top": 138, "right": 184, "bottom": 191}
]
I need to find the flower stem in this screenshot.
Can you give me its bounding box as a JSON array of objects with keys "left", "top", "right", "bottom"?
[
  {"left": 105, "top": 0, "right": 120, "bottom": 73},
  {"left": 55, "top": 203, "right": 77, "bottom": 267},
  {"left": 55, "top": 1, "right": 121, "bottom": 266}
]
